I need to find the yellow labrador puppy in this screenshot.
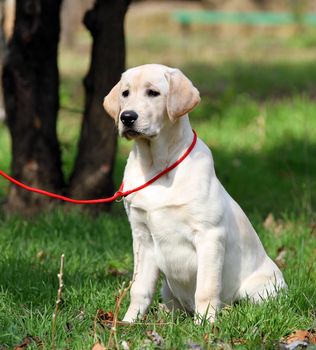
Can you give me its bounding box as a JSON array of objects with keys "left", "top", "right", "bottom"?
[{"left": 104, "top": 64, "right": 286, "bottom": 323}]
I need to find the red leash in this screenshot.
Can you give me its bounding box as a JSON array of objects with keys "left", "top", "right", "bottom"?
[{"left": 0, "top": 130, "right": 197, "bottom": 204}]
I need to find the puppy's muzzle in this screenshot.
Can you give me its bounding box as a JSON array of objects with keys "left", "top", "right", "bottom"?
[{"left": 120, "top": 110, "right": 138, "bottom": 127}]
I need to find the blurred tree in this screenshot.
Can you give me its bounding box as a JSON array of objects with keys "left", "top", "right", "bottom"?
[
  {"left": 2, "top": 0, "right": 64, "bottom": 215},
  {"left": 1, "top": 0, "right": 130, "bottom": 215},
  {"left": 0, "top": 0, "right": 7, "bottom": 121},
  {"left": 69, "top": 0, "right": 131, "bottom": 214}
]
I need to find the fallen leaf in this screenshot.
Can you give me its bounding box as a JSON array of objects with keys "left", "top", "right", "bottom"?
[
  {"left": 203, "top": 333, "right": 209, "bottom": 343},
  {"left": 13, "top": 336, "right": 42, "bottom": 350},
  {"left": 275, "top": 247, "right": 287, "bottom": 269},
  {"left": 107, "top": 267, "right": 128, "bottom": 276},
  {"left": 158, "top": 303, "right": 170, "bottom": 313},
  {"left": 14, "top": 337, "right": 32, "bottom": 350},
  {"left": 231, "top": 338, "right": 247, "bottom": 345},
  {"left": 96, "top": 308, "right": 114, "bottom": 328},
  {"left": 263, "top": 213, "right": 284, "bottom": 235},
  {"left": 91, "top": 342, "right": 106, "bottom": 350},
  {"left": 146, "top": 330, "right": 164, "bottom": 346},
  {"left": 309, "top": 222, "right": 316, "bottom": 236},
  {"left": 286, "top": 329, "right": 316, "bottom": 343},
  {"left": 264, "top": 213, "right": 276, "bottom": 229},
  {"left": 280, "top": 329, "right": 316, "bottom": 349}
]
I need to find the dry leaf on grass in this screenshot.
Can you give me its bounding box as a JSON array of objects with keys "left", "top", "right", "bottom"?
[
  {"left": 263, "top": 212, "right": 276, "bottom": 229},
  {"left": 280, "top": 328, "right": 316, "bottom": 350},
  {"left": 13, "top": 336, "right": 43, "bottom": 350},
  {"left": 107, "top": 267, "right": 128, "bottom": 276},
  {"left": 146, "top": 330, "right": 164, "bottom": 347},
  {"left": 309, "top": 222, "right": 316, "bottom": 236},
  {"left": 158, "top": 302, "right": 170, "bottom": 313},
  {"left": 275, "top": 246, "right": 287, "bottom": 269},
  {"left": 231, "top": 338, "right": 247, "bottom": 346},
  {"left": 286, "top": 329, "right": 316, "bottom": 344},
  {"left": 91, "top": 342, "right": 106, "bottom": 350},
  {"left": 263, "top": 213, "right": 284, "bottom": 235},
  {"left": 96, "top": 308, "right": 114, "bottom": 328}
]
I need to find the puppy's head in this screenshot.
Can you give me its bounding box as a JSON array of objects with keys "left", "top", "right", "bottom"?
[{"left": 103, "top": 64, "right": 200, "bottom": 140}]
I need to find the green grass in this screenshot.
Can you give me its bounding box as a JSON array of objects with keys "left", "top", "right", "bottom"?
[
  {"left": 1, "top": 5, "right": 316, "bottom": 348},
  {"left": 1, "top": 93, "right": 315, "bottom": 349},
  {"left": 0, "top": 211, "right": 315, "bottom": 349},
  {"left": 0, "top": 207, "right": 313, "bottom": 348}
]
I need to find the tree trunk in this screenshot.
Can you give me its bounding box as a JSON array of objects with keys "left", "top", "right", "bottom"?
[
  {"left": 0, "top": 0, "right": 6, "bottom": 121},
  {"left": 69, "top": 0, "right": 130, "bottom": 213},
  {"left": 2, "top": 0, "right": 64, "bottom": 215}
]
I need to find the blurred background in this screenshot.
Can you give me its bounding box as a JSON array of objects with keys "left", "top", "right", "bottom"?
[{"left": 0, "top": 0, "right": 315, "bottom": 219}]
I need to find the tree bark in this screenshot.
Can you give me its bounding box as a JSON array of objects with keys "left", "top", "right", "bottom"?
[
  {"left": 0, "top": 0, "right": 6, "bottom": 121},
  {"left": 69, "top": 0, "right": 130, "bottom": 213},
  {"left": 2, "top": 0, "right": 64, "bottom": 215}
]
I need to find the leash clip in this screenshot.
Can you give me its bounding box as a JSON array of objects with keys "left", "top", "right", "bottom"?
[{"left": 115, "top": 191, "right": 124, "bottom": 203}]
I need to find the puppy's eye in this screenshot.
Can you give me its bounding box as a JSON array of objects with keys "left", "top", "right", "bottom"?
[
  {"left": 147, "top": 89, "right": 160, "bottom": 97},
  {"left": 122, "top": 90, "right": 129, "bottom": 98}
]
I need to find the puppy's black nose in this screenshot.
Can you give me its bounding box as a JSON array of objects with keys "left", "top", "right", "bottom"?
[{"left": 120, "top": 110, "right": 138, "bottom": 127}]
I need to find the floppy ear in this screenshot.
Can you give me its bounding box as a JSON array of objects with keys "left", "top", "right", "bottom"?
[
  {"left": 166, "top": 69, "right": 200, "bottom": 121},
  {"left": 103, "top": 81, "right": 121, "bottom": 120}
]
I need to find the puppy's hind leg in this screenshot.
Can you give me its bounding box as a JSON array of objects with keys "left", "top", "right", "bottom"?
[{"left": 237, "top": 259, "right": 287, "bottom": 302}]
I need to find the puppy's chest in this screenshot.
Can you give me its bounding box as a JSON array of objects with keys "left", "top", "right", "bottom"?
[{"left": 128, "top": 202, "right": 198, "bottom": 280}]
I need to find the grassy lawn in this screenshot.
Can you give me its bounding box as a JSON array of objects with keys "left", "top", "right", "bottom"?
[{"left": 1, "top": 2, "right": 316, "bottom": 349}]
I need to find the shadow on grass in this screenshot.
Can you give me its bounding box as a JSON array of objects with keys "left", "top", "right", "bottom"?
[
  {"left": 0, "top": 255, "right": 128, "bottom": 307},
  {"left": 184, "top": 61, "right": 316, "bottom": 101},
  {"left": 211, "top": 137, "right": 316, "bottom": 219},
  {"left": 0, "top": 209, "right": 132, "bottom": 307}
]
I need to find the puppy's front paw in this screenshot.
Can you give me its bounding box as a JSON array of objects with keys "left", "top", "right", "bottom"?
[
  {"left": 123, "top": 308, "right": 143, "bottom": 323},
  {"left": 194, "top": 298, "right": 220, "bottom": 325},
  {"left": 122, "top": 314, "right": 137, "bottom": 323},
  {"left": 194, "top": 312, "right": 216, "bottom": 325}
]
